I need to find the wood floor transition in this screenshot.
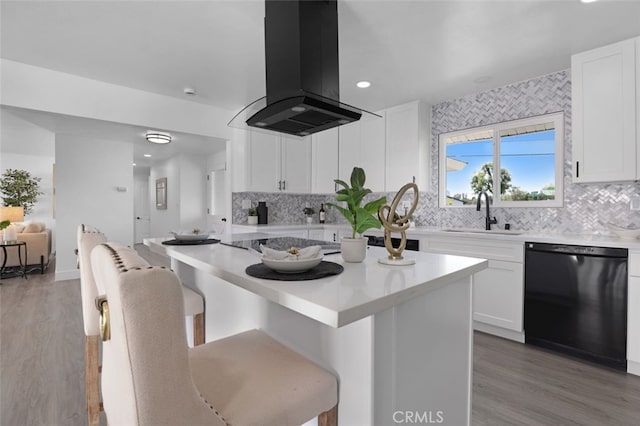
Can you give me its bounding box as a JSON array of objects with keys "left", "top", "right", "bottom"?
[{"left": 1, "top": 245, "right": 639, "bottom": 425}]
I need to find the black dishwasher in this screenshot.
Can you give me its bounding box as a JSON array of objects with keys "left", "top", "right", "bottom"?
[{"left": 524, "top": 242, "right": 628, "bottom": 370}]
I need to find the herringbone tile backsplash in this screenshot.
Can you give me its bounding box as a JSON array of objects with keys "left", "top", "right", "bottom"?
[{"left": 234, "top": 70, "right": 640, "bottom": 235}]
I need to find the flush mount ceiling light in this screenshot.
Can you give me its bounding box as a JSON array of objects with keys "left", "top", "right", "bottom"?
[
  {"left": 356, "top": 81, "right": 371, "bottom": 88},
  {"left": 581, "top": 0, "right": 598, "bottom": 3},
  {"left": 143, "top": 154, "right": 152, "bottom": 158},
  {"left": 145, "top": 131, "right": 172, "bottom": 144}
]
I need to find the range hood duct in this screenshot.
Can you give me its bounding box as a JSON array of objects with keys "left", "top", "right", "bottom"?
[{"left": 230, "top": 0, "right": 369, "bottom": 137}]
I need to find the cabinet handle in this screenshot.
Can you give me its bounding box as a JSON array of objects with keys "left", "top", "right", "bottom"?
[
  {"left": 412, "top": 175, "right": 416, "bottom": 183},
  {"left": 278, "top": 180, "right": 282, "bottom": 191},
  {"left": 282, "top": 180, "right": 286, "bottom": 190},
  {"left": 576, "top": 161, "right": 579, "bottom": 178},
  {"left": 333, "top": 233, "right": 337, "bottom": 242}
]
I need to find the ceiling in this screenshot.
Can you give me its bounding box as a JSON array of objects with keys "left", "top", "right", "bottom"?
[{"left": 2, "top": 0, "right": 640, "bottom": 162}]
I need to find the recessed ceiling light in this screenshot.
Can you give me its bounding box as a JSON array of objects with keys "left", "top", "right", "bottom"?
[
  {"left": 356, "top": 81, "right": 371, "bottom": 88},
  {"left": 146, "top": 131, "right": 172, "bottom": 144},
  {"left": 143, "top": 154, "right": 152, "bottom": 158},
  {"left": 291, "top": 106, "right": 306, "bottom": 112},
  {"left": 581, "top": 0, "right": 598, "bottom": 3},
  {"left": 184, "top": 87, "right": 196, "bottom": 95},
  {"left": 132, "top": 163, "right": 137, "bottom": 166}
]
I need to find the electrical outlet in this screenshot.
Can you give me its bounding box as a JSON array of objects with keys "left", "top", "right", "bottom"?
[
  {"left": 631, "top": 196, "right": 640, "bottom": 211},
  {"left": 242, "top": 199, "right": 252, "bottom": 209}
]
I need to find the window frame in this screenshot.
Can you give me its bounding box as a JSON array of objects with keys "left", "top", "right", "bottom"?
[{"left": 438, "top": 112, "right": 564, "bottom": 208}]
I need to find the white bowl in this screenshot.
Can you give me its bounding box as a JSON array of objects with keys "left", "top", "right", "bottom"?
[
  {"left": 261, "top": 255, "right": 323, "bottom": 274},
  {"left": 607, "top": 223, "right": 640, "bottom": 240},
  {"left": 171, "top": 231, "right": 210, "bottom": 241}
]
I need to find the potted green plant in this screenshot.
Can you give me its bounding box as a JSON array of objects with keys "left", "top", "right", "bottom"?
[
  {"left": 0, "top": 169, "right": 42, "bottom": 215},
  {"left": 327, "top": 167, "right": 387, "bottom": 262},
  {"left": 303, "top": 207, "right": 315, "bottom": 224},
  {"left": 247, "top": 208, "right": 258, "bottom": 225}
]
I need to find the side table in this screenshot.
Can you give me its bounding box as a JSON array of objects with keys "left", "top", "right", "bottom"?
[{"left": 0, "top": 240, "right": 28, "bottom": 280}]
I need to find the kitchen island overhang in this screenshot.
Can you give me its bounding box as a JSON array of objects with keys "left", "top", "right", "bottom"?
[{"left": 145, "top": 233, "right": 488, "bottom": 425}]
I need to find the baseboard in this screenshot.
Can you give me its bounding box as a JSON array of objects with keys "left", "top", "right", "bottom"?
[
  {"left": 55, "top": 269, "right": 80, "bottom": 282},
  {"left": 628, "top": 360, "right": 640, "bottom": 376},
  {"left": 474, "top": 321, "right": 525, "bottom": 343}
]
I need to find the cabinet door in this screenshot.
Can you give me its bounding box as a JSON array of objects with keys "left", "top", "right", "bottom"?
[
  {"left": 247, "top": 131, "right": 280, "bottom": 192},
  {"left": 324, "top": 229, "right": 339, "bottom": 243},
  {"left": 572, "top": 38, "right": 637, "bottom": 182},
  {"left": 311, "top": 128, "right": 339, "bottom": 193},
  {"left": 338, "top": 121, "right": 361, "bottom": 184},
  {"left": 473, "top": 260, "right": 523, "bottom": 332},
  {"left": 385, "top": 101, "right": 429, "bottom": 191},
  {"left": 360, "top": 113, "right": 386, "bottom": 192},
  {"left": 281, "top": 135, "right": 311, "bottom": 193},
  {"left": 308, "top": 229, "right": 325, "bottom": 241},
  {"left": 629, "top": 276, "right": 640, "bottom": 368}
]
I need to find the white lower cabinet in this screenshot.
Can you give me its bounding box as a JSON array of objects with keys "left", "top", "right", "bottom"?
[
  {"left": 627, "top": 252, "right": 640, "bottom": 376},
  {"left": 473, "top": 260, "right": 523, "bottom": 331},
  {"left": 308, "top": 229, "right": 325, "bottom": 241},
  {"left": 422, "top": 235, "right": 524, "bottom": 341}
]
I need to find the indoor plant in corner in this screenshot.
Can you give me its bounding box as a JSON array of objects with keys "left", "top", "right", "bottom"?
[{"left": 327, "top": 167, "right": 386, "bottom": 262}]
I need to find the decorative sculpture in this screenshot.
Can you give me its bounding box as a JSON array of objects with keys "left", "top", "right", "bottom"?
[{"left": 377, "top": 183, "right": 419, "bottom": 265}]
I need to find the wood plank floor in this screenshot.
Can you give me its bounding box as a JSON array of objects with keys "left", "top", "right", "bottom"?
[{"left": 2, "top": 246, "right": 640, "bottom": 425}]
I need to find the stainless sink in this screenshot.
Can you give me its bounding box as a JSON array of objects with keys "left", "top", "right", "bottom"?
[{"left": 441, "top": 227, "right": 523, "bottom": 236}]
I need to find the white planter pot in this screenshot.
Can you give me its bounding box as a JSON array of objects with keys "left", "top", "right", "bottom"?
[
  {"left": 248, "top": 216, "right": 258, "bottom": 225},
  {"left": 341, "top": 236, "right": 367, "bottom": 263},
  {"left": 306, "top": 216, "right": 314, "bottom": 224}
]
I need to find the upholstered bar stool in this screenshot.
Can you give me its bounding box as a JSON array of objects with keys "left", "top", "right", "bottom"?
[
  {"left": 77, "top": 226, "right": 206, "bottom": 426},
  {"left": 76, "top": 225, "right": 107, "bottom": 426},
  {"left": 91, "top": 242, "right": 338, "bottom": 426}
]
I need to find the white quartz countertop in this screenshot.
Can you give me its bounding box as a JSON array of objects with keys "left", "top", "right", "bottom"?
[
  {"left": 233, "top": 223, "right": 640, "bottom": 249},
  {"left": 145, "top": 233, "right": 488, "bottom": 328}
]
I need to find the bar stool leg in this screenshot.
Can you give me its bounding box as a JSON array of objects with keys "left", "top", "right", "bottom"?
[
  {"left": 193, "top": 313, "right": 205, "bottom": 346},
  {"left": 85, "top": 335, "right": 101, "bottom": 426},
  {"left": 318, "top": 404, "right": 338, "bottom": 426}
]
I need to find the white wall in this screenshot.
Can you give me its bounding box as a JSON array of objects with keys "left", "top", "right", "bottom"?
[
  {"left": 149, "top": 154, "right": 210, "bottom": 236},
  {"left": 55, "top": 134, "right": 133, "bottom": 280},
  {"left": 0, "top": 109, "right": 56, "bottom": 237},
  {"left": 179, "top": 154, "right": 208, "bottom": 231},
  {"left": 149, "top": 157, "right": 180, "bottom": 237},
  {"left": 1, "top": 59, "right": 233, "bottom": 140}
]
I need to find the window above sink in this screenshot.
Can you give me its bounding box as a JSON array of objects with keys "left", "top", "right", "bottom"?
[{"left": 438, "top": 112, "right": 564, "bottom": 208}]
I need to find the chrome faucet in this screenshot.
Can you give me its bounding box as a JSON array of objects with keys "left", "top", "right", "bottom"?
[{"left": 476, "top": 191, "right": 497, "bottom": 230}]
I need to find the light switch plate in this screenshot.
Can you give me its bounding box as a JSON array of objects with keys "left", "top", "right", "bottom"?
[
  {"left": 242, "top": 199, "right": 252, "bottom": 209},
  {"left": 630, "top": 196, "right": 640, "bottom": 211}
]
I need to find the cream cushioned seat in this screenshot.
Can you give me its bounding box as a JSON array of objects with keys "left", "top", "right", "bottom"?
[
  {"left": 91, "top": 243, "right": 338, "bottom": 426},
  {"left": 190, "top": 329, "right": 338, "bottom": 426}
]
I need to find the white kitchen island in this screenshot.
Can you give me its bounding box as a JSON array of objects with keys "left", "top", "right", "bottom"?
[{"left": 145, "top": 233, "right": 487, "bottom": 426}]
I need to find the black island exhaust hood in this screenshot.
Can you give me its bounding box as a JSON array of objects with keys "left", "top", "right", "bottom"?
[{"left": 229, "top": 0, "right": 373, "bottom": 137}]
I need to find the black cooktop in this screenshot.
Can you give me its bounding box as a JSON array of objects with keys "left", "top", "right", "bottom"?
[{"left": 223, "top": 237, "right": 340, "bottom": 253}]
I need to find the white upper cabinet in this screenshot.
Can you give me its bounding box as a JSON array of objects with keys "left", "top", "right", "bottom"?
[
  {"left": 360, "top": 114, "right": 386, "bottom": 191},
  {"left": 280, "top": 135, "right": 311, "bottom": 193},
  {"left": 247, "top": 131, "right": 281, "bottom": 192},
  {"left": 246, "top": 131, "right": 311, "bottom": 192},
  {"left": 572, "top": 37, "right": 638, "bottom": 183},
  {"left": 385, "top": 101, "right": 430, "bottom": 192},
  {"left": 337, "top": 113, "right": 386, "bottom": 192},
  {"left": 338, "top": 121, "right": 361, "bottom": 184},
  {"left": 311, "top": 128, "right": 339, "bottom": 193}
]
